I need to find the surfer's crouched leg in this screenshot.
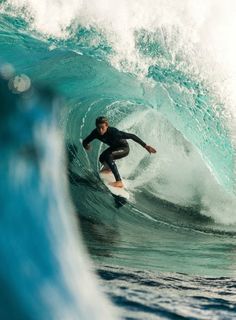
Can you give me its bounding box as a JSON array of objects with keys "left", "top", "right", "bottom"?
[
  {"left": 100, "top": 162, "right": 111, "bottom": 173},
  {"left": 99, "top": 147, "right": 129, "bottom": 184}
]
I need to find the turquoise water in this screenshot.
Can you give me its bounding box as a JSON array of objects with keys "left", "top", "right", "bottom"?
[{"left": 1, "top": 2, "right": 236, "bottom": 319}]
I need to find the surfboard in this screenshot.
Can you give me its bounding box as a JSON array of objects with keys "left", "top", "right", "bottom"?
[{"left": 99, "top": 171, "right": 129, "bottom": 199}]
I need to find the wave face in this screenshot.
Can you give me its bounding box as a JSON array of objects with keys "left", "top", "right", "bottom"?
[
  {"left": 1, "top": 1, "right": 236, "bottom": 319},
  {"left": 0, "top": 77, "right": 118, "bottom": 319}
]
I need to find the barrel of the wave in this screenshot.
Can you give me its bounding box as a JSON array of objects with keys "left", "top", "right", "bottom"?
[{"left": 0, "top": 69, "right": 118, "bottom": 320}]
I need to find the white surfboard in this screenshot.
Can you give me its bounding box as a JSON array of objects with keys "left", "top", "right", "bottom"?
[{"left": 99, "top": 171, "right": 129, "bottom": 199}]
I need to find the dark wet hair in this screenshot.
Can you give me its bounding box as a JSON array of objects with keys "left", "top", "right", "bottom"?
[{"left": 95, "top": 116, "right": 109, "bottom": 126}]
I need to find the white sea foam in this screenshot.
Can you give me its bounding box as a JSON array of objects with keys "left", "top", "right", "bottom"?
[
  {"left": 117, "top": 107, "right": 236, "bottom": 225},
  {"left": 3, "top": 0, "right": 236, "bottom": 101}
]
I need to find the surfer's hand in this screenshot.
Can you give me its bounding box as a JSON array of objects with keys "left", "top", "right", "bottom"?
[
  {"left": 84, "top": 144, "right": 91, "bottom": 151},
  {"left": 145, "top": 145, "right": 156, "bottom": 154}
]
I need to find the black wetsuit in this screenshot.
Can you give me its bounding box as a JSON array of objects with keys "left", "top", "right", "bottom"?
[{"left": 82, "top": 127, "right": 146, "bottom": 181}]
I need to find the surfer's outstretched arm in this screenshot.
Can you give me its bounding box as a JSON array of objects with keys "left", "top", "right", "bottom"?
[
  {"left": 119, "top": 131, "right": 157, "bottom": 153},
  {"left": 82, "top": 129, "right": 97, "bottom": 150}
]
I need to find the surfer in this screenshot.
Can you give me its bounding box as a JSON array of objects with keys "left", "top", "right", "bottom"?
[{"left": 82, "top": 116, "right": 156, "bottom": 188}]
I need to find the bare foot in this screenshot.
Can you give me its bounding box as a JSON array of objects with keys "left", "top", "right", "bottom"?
[
  {"left": 109, "top": 181, "right": 124, "bottom": 188},
  {"left": 100, "top": 168, "right": 112, "bottom": 174}
]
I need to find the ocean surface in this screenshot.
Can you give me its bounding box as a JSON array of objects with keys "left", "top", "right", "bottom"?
[{"left": 1, "top": 1, "right": 236, "bottom": 319}]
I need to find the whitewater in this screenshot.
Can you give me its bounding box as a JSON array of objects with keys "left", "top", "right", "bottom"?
[{"left": 1, "top": 0, "right": 236, "bottom": 319}]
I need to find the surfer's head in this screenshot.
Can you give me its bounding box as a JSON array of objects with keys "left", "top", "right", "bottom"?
[{"left": 96, "top": 116, "right": 109, "bottom": 135}]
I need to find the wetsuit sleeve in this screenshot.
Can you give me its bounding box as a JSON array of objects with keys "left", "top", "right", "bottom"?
[
  {"left": 82, "top": 129, "right": 97, "bottom": 148},
  {"left": 119, "top": 131, "right": 146, "bottom": 148}
]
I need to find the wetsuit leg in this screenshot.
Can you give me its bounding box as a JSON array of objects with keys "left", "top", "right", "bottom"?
[{"left": 99, "top": 147, "right": 129, "bottom": 181}]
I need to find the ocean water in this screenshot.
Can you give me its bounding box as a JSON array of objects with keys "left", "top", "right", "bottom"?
[{"left": 1, "top": 1, "right": 236, "bottom": 319}]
